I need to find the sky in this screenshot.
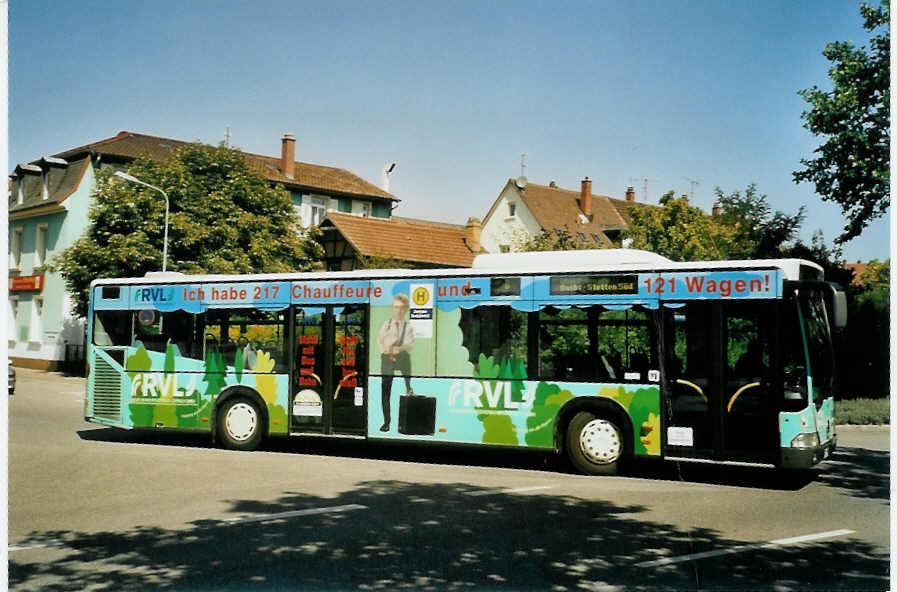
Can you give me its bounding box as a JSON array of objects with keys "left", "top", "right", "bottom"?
[{"left": 9, "top": 0, "right": 890, "bottom": 262}]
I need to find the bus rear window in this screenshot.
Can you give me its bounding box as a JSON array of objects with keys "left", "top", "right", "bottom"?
[{"left": 93, "top": 310, "right": 132, "bottom": 346}]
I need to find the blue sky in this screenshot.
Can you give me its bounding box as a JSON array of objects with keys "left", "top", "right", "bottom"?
[{"left": 10, "top": 0, "right": 889, "bottom": 262}]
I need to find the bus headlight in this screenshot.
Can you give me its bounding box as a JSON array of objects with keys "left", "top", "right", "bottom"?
[{"left": 791, "top": 432, "right": 820, "bottom": 448}]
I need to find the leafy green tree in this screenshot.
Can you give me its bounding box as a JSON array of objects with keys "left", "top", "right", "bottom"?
[
  {"left": 783, "top": 230, "right": 853, "bottom": 287},
  {"left": 356, "top": 252, "right": 404, "bottom": 269},
  {"left": 513, "top": 228, "right": 594, "bottom": 252},
  {"left": 622, "top": 192, "right": 732, "bottom": 261},
  {"left": 793, "top": 1, "right": 890, "bottom": 243},
  {"left": 53, "top": 143, "right": 323, "bottom": 316},
  {"left": 624, "top": 187, "right": 807, "bottom": 262},
  {"left": 841, "top": 259, "right": 890, "bottom": 397},
  {"left": 713, "top": 184, "right": 805, "bottom": 259}
]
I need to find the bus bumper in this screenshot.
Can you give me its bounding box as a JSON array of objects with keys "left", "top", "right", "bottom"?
[{"left": 779, "top": 434, "right": 837, "bottom": 469}]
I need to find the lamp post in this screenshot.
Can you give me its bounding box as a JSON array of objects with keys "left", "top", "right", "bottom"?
[{"left": 113, "top": 171, "right": 170, "bottom": 272}]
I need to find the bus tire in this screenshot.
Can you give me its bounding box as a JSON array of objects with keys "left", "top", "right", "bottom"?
[
  {"left": 217, "top": 396, "right": 263, "bottom": 451},
  {"left": 565, "top": 411, "right": 626, "bottom": 476}
]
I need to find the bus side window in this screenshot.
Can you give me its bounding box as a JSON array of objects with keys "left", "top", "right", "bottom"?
[
  {"left": 596, "top": 308, "right": 653, "bottom": 381},
  {"left": 133, "top": 310, "right": 196, "bottom": 357},
  {"left": 93, "top": 310, "right": 132, "bottom": 346},
  {"left": 538, "top": 307, "right": 590, "bottom": 381},
  {"left": 205, "top": 308, "right": 288, "bottom": 373},
  {"left": 457, "top": 305, "right": 528, "bottom": 377}
]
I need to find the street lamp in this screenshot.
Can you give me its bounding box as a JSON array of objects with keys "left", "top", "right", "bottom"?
[{"left": 114, "top": 171, "right": 170, "bottom": 272}]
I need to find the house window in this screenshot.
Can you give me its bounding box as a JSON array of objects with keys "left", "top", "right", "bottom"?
[
  {"left": 16, "top": 179, "right": 24, "bottom": 205},
  {"left": 508, "top": 202, "right": 516, "bottom": 217},
  {"left": 41, "top": 170, "right": 49, "bottom": 200},
  {"left": 36, "top": 224, "right": 48, "bottom": 268},
  {"left": 338, "top": 198, "right": 352, "bottom": 213},
  {"left": 8, "top": 297, "right": 19, "bottom": 342},
  {"left": 310, "top": 198, "right": 326, "bottom": 226},
  {"left": 29, "top": 296, "right": 43, "bottom": 343},
  {"left": 10, "top": 227, "right": 23, "bottom": 269},
  {"left": 290, "top": 191, "right": 303, "bottom": 206},
  {"left": 372, "top": 202, "right": 390, "bottom": 218}
]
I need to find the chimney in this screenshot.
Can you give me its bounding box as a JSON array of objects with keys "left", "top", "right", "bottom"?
[
  {"left": 712, "top": 202, "right": 721, "bottom": 217},
  {"left": 465, "top": 217, "right": 482, "bottom": 252},
  {"left": 281, "top": 132, "right": 296, "bottom": 179},
  {"left": 625, "top": 186, "right": 636, "bottom": 202},
  {"left": 580, "top": 177, "right": 592, "bottom": 217}
]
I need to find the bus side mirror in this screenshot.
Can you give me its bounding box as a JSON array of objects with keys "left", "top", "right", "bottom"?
[{"left": 831, "top": 289, "right": 847, "bottom": 329}]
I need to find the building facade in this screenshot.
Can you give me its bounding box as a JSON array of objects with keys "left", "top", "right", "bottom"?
[
  {"left": 479, "top": 178, "right": 646, "bottom": 253},
  {"left": 8, "top": 131, "right": 397, "bottom": 369}
]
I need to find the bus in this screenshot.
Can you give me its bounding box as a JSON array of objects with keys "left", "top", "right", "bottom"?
[{"left": 85, "top": 249, "right": 845, "bottom": 475}]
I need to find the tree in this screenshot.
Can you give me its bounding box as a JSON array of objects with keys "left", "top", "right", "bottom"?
[
  {"left": 793, "top": 1, "right": 890, "bottom": 244},
  {"left": 53, "top": 143, "right": 323, "bottom": 316},
  {"left": 356, "top": 251, "right": 405, "bottom": 269},
  {"left": 783, "top": 230, "right": 853, "bottom": 287},
  {"left": 512, "top": 228, "right": 595, "bottom": 252},
  {"left": 713, "top": 184, "right": 805, "bottom": 259},
  {"left": 622, "top": 191, "right": 732, "bottom": 261},
  {"left": 623, "top": 186, "right": 807, "bottom": 262}
]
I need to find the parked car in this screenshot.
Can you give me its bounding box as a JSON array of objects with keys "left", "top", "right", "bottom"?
[{"left": 8, "top": 360, "right": 15, "bottom": 395}]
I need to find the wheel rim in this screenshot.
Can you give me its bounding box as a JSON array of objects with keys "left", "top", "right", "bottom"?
[
  {"left": 579, "top": 419, "right": 622, "bottom": 465},
  {"left": 225, "top": 402, "right": 257, "bottom": 442}
]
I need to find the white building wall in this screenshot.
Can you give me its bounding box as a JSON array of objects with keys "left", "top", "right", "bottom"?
[{"left": 480, "top": 185, "right": 543, "bottom": 253}]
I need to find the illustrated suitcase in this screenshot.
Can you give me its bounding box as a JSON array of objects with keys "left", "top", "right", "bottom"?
[{"left": 398, "top": 394, "right": 436, "bottom": 435}]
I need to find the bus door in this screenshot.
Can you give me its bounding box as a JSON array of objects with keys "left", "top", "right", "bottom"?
[
  {"left": 291, "top": 304, "right": 368, "bottom": 435},
  {"left": 663, "top": 301, "right": 778, "bottom": 464}
]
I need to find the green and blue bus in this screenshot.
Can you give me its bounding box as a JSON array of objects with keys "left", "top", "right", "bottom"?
[{"left": 85, "top": 249, "right": 845, "bottom": 474}]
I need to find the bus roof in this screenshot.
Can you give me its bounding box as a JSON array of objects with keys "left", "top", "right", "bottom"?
[{"left": 90, "top": 249, "right": 824, "bottom": 287}]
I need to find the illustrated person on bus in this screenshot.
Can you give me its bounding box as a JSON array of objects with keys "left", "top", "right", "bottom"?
[{"left": 377, "top": 293, "right": 415, "bottom": 431}]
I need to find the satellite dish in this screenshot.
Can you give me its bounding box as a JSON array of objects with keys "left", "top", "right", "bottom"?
[{"left": 515, "top": 176, "right": 528, "bottom": 189}]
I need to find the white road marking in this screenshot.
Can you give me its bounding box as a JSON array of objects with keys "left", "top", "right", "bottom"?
[
  {"left": 464, "top": 485, "right": 553, "bottom": 497},
  {"left": 635, "top": 529, "right": 855, "bottom": 567},
  {"left": 223, "top": 503, "right": 367, "bottom": 525}
]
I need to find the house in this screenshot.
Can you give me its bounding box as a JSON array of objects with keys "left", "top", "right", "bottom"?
[
  {"left": 479, "top": 177, "right": 648, "bottom": 253},
  {"left": 319, "top": 213, "right": 485, "bottom": 270},
  {"left": 8, "top": 131, "right": 397, "bottom": 369}
]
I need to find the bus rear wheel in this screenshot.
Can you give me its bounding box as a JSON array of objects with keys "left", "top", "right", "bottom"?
[
  {"left": 566, "top": 411, "right": 626, "bottom": 476},
  {"left": 217, "top": 397, "right": 263, "bottom": 451}
]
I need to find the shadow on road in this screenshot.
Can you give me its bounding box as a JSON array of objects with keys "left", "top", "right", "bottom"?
[
  {"left": 813, "top": 445, "right": 890, "bottom": 501},
  {"left": 9, "top": 480, "right": 889, "bottom": 591},
  {"left": 77, "top": 427, "right": 887, "bottom": 496}
]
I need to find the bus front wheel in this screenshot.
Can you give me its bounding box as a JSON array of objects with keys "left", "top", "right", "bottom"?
[
  {"left": 217, "top": 397, "right": 263, "bottom": 451},
  {"left": 566, "top": 411, "right": 625, "bottom": 476}
]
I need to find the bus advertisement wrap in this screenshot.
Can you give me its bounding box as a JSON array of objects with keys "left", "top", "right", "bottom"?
[{"left": 86, "top": 252, "right": 836, "bottom": 474}]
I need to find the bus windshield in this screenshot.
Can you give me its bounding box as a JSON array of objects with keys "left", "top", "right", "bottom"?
[{"left": 797, "top": 288, "right": 835, "bottom": 405}]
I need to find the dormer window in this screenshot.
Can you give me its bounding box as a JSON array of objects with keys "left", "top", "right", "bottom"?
[
  {"left": 16, "top": 179, "right": 24, "bottom": 205},
  {"left": 41, "top": 169, "right": 49, "bottom": 200}
]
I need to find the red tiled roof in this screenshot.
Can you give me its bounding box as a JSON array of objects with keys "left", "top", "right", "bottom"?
[
  {"left": 52, "top": 131, "right": 396, "bottom": 201},
  {"left": 492, "top": 180, "right": 652, "bottom": 244},
  {"left": 8, "top": 157, "right": 91, "bottom": 213},
  {"left": 842, "top": 262, "right": 870, "bottom": 286},
  {"left": 322, "top": 212, "right": 477, "bottom": 267}
]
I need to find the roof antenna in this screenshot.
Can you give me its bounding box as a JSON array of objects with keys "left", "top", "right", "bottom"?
[
  {"left": 224, "top": 126, "right": 231, "bottom": 148},
  {"left": 520, "top": 153, "right": 526, "bottom": 178}
]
